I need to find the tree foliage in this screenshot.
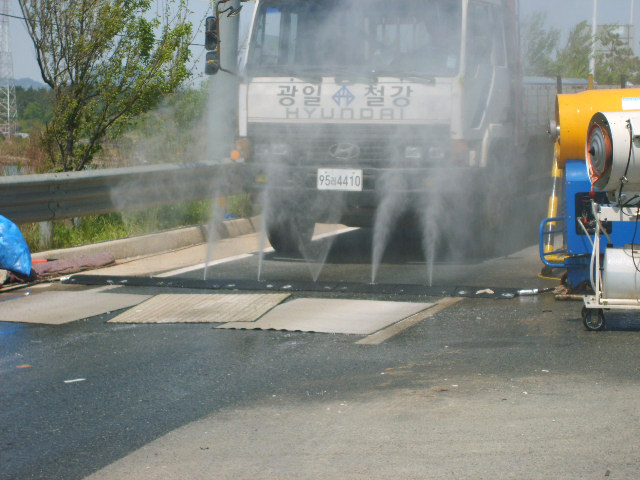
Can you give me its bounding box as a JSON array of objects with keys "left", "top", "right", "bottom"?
[
  {"left": 15, "top": 86, "right": 54, "bottom": 131},
  {"left": 520, "top": 12, "right": 560, "bottom": 76},
  {"left": 553, "top": 21, "right": 593, "bottom": 79},
  {"left": 115, "top": 82, "right": 210, "bottom": 165},
  {"left": 18, "top": 0, "right": 193, "bottom": 171},
  {"left": 596, "top": 25, "right": 640, "bottom": 84},
  {"left": 521, "top": 15, "right": 640, "bottom": 85}
]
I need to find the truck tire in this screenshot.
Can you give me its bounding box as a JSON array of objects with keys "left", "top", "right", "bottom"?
[{"left": 266, "top": 215, "right": 315, "bottom": 255}]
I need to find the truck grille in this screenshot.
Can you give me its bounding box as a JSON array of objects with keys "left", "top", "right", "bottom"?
[{"left": 248, "top": 123, "right": 450, "bottom": 168}]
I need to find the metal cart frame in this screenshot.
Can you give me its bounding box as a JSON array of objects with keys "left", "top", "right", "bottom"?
[{"left": 582, "top": 204, "right": 640, "bottom": 330}]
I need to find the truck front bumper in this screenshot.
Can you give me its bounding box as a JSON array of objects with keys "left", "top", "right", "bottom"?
[{"left": 247, "top": 164, "right": 481, "bottom": 227}]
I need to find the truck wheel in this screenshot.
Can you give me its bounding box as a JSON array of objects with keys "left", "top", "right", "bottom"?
[
  {"left": 465, "top": 188, "right": 500, "bottom": 259},
  {"left": 266, "top": 216, "right": 314, "bottom": 255}
]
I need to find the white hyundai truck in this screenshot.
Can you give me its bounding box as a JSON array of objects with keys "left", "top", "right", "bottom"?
[{"left": 206, "top": 0, "right": 557, "bottom": 254}]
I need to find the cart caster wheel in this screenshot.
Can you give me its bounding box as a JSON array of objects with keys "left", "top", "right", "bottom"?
[{"left": 582, "top": 307, "right": 606, "bottom": 331}]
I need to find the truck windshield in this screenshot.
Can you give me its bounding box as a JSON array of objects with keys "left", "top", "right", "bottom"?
[{"left": 247, "top": 0, "right": 462, "bottom": 77}]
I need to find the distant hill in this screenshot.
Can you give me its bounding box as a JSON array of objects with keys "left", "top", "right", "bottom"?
[{"left": 15, "top": 77, "right": 47, "bottom": 90}]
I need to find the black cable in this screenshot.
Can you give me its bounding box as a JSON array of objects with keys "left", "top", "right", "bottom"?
[
  {"left": 0, "top": 12, "right": 26, "bottom": 20},
  {"left": 618, "top": 123, "right": 634, "bottom": 201},
  {"left": 622, "top": 194, "right": 640, "bottom": 207},
  {"left": 632, "top": 206, "right": 640, "bottom": 273},
  {"left": 620, "top": 194, "right": 640, "bottom": 218}
]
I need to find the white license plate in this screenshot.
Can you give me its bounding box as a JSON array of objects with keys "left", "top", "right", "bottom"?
[{"left": 317, "top": 168, "right": 363, "bottom": 191}]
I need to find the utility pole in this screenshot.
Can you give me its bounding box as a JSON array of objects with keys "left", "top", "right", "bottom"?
[
  {"left": 589, "top": 0, "right": 598, "bottom": 89},
  {"left": 0, "top": 0, "right": 16, "bottom": 137},
  {"left": 631, "top": 0, "right": 636, "bottom": 55},
  {"left": 207, "top": 0, "right": 240, "bottom": 161}
]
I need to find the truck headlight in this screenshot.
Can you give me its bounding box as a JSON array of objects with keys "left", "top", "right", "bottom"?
[
  {"left": 254, "top": 142, "right": 292, "bottom": 159},
  {"left": 270, "top": 143, "right": 292, "bottom": 157},
  {"left": 254, "top": 143, "right": 271, "bottom": 158},
  {"left": 404, "top": 146, "right": 423, "bottom": 159},
  {"left": 428, "top": 146, "right": 446, "bottom": 160}
]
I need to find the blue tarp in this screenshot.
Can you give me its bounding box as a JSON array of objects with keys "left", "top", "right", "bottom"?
[{"left": 0, "top": 215, "right": 31, "bottom": 276}]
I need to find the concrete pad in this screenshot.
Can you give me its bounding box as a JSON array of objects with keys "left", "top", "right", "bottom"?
[
  {"left": 109, "top": 293, "right": 290, "bottom": 324},
  {"left": 65, "top": 222, "right": 351, "bottom": 277},
  {"left": 0, "top": 290, "right": 151, "bottom": 325},
  {"left": 217, "top": 298, "right": 433, "bottom": 335}
]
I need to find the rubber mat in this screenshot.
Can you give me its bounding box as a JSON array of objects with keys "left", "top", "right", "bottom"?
[
  {"left": 108, "top": 293, "right": 290, "bottom": 324},
  {"left": 63, "top": 275, "right": 520, "bottom": 298},
  {"left": 217, "top": 298, "right": 433, "bottom": 334}
]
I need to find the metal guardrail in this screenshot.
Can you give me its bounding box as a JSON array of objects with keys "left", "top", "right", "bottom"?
[{"left": 0, "top": 161, "right": 249, "bottom": 224}]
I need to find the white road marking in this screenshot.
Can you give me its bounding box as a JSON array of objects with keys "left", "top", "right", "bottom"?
[
  {"left": 355, "top": 297, "right": 464, "bottom": 345},
  {"left": 64, "top": 378, "right": 86, "bottom": 383},
  {"left": 311, "top": 226, "right": 359, "bottom": 241},
  {"left": 156, "top": 253, "right": 254, "bottom": 277}
]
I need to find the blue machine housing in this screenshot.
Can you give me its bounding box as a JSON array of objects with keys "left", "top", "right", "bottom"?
[{"left": 539, "top": 160, "right": 638, "bottom": 289}]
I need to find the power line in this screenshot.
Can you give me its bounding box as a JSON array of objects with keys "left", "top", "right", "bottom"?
[{"left": 0, "top": 11, "right": 24, "bottom": 21}]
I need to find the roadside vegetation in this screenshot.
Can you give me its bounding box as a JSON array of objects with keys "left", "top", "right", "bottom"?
[
  {"left": 3, "top": 0, "right": 254, "bottom": 252},
  {"left": 21, "top": 201, "right": 213, "bottom": 253},
  {"left": 4, "top": 81, "right": 255, "bottom": 253}
]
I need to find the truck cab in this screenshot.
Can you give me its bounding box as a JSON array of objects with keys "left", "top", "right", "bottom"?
[{"left": 210, "top": 0, "right": 522, "bottom": 253}]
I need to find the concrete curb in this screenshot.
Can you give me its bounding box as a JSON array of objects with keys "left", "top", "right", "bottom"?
[{"left": 32, "top": 216, "right": 261, "bottom": 262}]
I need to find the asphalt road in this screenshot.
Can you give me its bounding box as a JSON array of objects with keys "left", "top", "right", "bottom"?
[{"left": 2, "top": 228, "right": 640, "bottom": 480}]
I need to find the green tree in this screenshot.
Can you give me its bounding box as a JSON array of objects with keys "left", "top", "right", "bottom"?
[
  {"left": 520, "top": 12, "right": 560, "bottom": 76},
  {"left": 116, "top": 82, "right": 209, "bottom": 165},
  {"left": 18, "top": 0, "right": 193, "bottom": 171},
  {"left": 547, "top": 21, "right": 640, "bottom": 84},
  {"left": 15, "top": 86, "right": 54, "bottom": 131},
  {"left": 553, "top": 21, "right": 593, "bottom": 79},
  {"left": 596, "top": 25, "right": 640, "bottom": 84}
]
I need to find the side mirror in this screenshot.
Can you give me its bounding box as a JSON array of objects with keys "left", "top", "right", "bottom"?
[
  {"left": 205, "top": 51, "right": 220, "bottom": 75},
  {"left": 205, "top": 16, "right": 219, "bottom": 51},
  {"left": 205, "top": 16, "right": 220, "bottom": 75}
]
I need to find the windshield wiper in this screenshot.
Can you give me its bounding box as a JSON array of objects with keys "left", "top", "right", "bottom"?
[
  {"left": 247, "top": 66, "right": 323, "bottom": 84},
  {"left": 331, "top": 67, "right": 378, "bottom": 85},
  {"left": 371, "top": 70, "right": 436, "bottom": 85},
  {"left": 281, "top": 69, "right": 323, "bottom": 84}
]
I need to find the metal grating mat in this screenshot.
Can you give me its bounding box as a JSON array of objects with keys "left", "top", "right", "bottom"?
[
  {"left": 108, "top": 293, "right": 290, "bottom": 324},
  {"left": 0, "top": 290, "right": 151, "bottom": 325},
  {"left": 217, "top": 298, "right": 434, "bottom": 335}
]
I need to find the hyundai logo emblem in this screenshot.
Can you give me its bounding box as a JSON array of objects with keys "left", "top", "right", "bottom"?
[{"left": 329, "top": 143, "right": 360, "bottom": 160}]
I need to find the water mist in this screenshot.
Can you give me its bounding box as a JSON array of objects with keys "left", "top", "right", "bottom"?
[{"left": 370, "top": 171, "right": 408, "bottom": 284}]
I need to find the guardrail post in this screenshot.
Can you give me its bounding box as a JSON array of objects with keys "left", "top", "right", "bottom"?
[{"left": 39, "top": 221, "right": 54, "bottom": 250}]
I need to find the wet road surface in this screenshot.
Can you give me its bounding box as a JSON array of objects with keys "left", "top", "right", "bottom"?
[{"left": 2, "top": 229, "right": 640, "bottom": 479}]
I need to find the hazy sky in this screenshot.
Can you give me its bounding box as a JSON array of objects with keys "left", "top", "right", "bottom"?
[{"left": 6, "top": 0, "right": 640, "bottom": 82}]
